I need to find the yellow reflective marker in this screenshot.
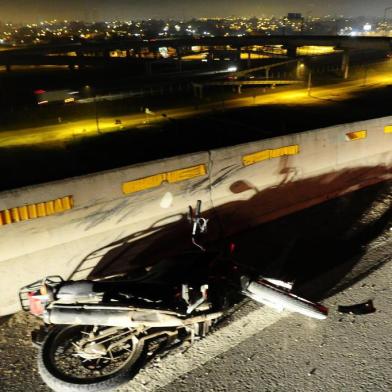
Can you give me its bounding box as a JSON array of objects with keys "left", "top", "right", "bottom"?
[
  {"left": 10, "top": 208, "right": 20, "bottom": 223},
  {"left": 37, "top": 203, "right": 46, "bottom": 217},
  {"left": 346, "top": 130, "right": 367, "bottom": 141},
  {"left": 384, "top": 125, "right": 392, "bottom": 134},
  {"left": 54, "top": 198, "right": 63, "bottom": 213},
  {"left": 18, "top": 206, "right": 29, "bottom": 221},
  {"left": 243, "top": 145, "right": 300, "bottom": 166},
  {"left": 166, "top": 165, "right": 207, "bottom": 183},
  {"left": 122, "top": 164, "right": 207, "bottom": 195},
  {"left": 243, "top": 149, "right": 270, "bottom": 166},
  {"left": 2, "top": 210, "right": 12, "bottom": 225},
  {"left": 122, "top": 173, "right": 165, "bottom": 194},
  {"left": 0, "top": 196, "right": 74, "bottom": 227},
  {"left": 45, "top": 201, "right": 55, "bottom": 216},
  {"left": 27, "top": 204, "right": 38, "bottom": 219},
  {"left": 61, "top": 196, "right": 73, "bottom": 210}
]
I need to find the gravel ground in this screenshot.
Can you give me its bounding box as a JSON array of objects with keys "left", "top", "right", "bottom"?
[
  {"left": 0, "top": 313, "right": 49, "bottom": 392},
  {"left": 0, "top": 182, "right": 391, "bottom": 392}
]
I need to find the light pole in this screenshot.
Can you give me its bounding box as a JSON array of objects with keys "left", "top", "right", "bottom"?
[
  {"left": 84, "top": 85, "right": 100, "bottom": 134},
  {"left": 362, "top": 65, "right": 369, "bottom": 87},
  {"left": 307, "top": 68, "right": 312, "bottom": 97},
  {"left": 94, "top": 95, "right": 100, "bottom": 134}
]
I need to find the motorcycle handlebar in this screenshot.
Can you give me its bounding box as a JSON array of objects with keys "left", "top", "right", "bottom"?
[{"left": 195, "top": 200, "right": 202, "bottom": 217}]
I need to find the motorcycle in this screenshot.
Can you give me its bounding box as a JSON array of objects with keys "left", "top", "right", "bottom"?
[{"left": 19, "top": 200, "right": 328, "bottom": 392}]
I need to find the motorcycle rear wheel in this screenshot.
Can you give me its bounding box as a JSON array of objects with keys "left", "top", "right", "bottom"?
[{"left": 38, "top": 325, "right": 144, "bottom": 392}]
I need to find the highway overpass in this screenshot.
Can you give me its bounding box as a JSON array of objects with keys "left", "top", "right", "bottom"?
[
  {"left": 2, "top": 35, "right": 392, "bottom": 56},
  {"left": 0, "top": 35, "right": 390, "bottom": 69},
  {"left": 0, "top": 115, "right": 391, "bottom": 315}
]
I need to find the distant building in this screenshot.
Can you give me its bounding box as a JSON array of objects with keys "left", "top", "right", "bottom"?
[{"left": 287, "top": 13, "right": 303, "bottom": 21}]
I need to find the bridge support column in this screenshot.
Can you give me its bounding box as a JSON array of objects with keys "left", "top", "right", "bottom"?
[
  {"left": 5, "top": 64, "right": 11, "bottom": 72},
  {"left": 176, "top": 48, "right": 183, "bottom": 72},
  {"left": 341, "top": 50, "right": 350, "bottom": 80},
  {"left": 247, "top": 49, "right": 251, "bottom": 68},
  {"left": 145, "top": 62, "right": 152, "bottom": 75},
  {"left": 286, "top": 45, "right": 297, "bottom": 58},
  {"left": 236, "top": 47, "right": 242, "bottom": 68},
  {"left": 238, "top": 85, "right": 242, "bottom": 94},
  {"left": 193, "top": 84, "right": 203, "bottom": 99},
  {"left": 265, "top": 67, "right": 270, "bottom": 80}
]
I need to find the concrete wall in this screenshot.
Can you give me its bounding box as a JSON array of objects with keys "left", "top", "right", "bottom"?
[{"left": 1, "top": 116, "right": 391, "bottom": 315}]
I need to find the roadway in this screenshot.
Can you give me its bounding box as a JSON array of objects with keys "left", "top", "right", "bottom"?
[
  {"left": 154, "top": 244, "right": 392, "bottom": 392},
  {"left": 2, "top": 70, "right": 392, "bottom": 149}
]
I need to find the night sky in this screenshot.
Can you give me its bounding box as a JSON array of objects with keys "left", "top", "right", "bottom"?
[{"left": 0, "top": 0, "right": 390, "bottom": 22}]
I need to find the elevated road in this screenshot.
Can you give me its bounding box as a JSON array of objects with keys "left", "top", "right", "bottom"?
[
  {"left": 2, "top": 35, "right": 392, "bottom": 56},
  {"left": 0, "top": 35, "right": 390, "bottom": 68}
]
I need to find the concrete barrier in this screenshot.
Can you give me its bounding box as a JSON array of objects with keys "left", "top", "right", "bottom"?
[
  {"left": 0, "top": 116, "right": 391, "bottom": 315},
  {"left": 210, "top": 117, "right": 392, "bottom": 234}
]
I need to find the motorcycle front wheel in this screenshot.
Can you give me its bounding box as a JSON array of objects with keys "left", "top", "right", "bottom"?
[{"left": 38, "top": 325, "right": 145, "bottom": 392}]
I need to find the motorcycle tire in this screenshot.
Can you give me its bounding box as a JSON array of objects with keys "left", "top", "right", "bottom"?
[{"left": 38, "top": 325, "right": 145, "bottom": 392}]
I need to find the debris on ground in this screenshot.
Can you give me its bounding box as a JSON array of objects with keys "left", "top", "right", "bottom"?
[{"left": 338, "top": 300, "right": 376, "bottom": 315}]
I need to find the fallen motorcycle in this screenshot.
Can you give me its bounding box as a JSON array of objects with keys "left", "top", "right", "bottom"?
[{"left": 20, "top": 200, "right": 328, "bottom": 392}]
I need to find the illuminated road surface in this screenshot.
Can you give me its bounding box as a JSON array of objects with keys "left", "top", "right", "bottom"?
[{"left": 1, "top": 72, "right": 392, "bottom": 148}]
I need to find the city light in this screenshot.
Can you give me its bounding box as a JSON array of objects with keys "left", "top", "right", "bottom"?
[
  {"left": 363, "top": 23, "right": 372, "bottom": 32},
  {"left": 0, "top": 15, "right": 391, "bottom": 45}
]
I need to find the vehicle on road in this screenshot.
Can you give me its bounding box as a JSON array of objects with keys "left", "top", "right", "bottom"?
[{"left": 35, "top": 89, "right": 79, "bottom": 105}]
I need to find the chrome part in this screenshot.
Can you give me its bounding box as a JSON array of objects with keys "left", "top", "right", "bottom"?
[
  {"left": 189, "top": 200, "right": 208, "bottom": 251},
  {"left": 263, "top": 278, "right": 294, "bottom": 291},
  {"left": 73, "top": 327, "right": 140, "bottom": 361},
  {"left": 56, "top": 281, "right": 103, "bottom": 303},
  {"left": 241, "top": 276, "right": 328, "bottom": 320},
  {"left": 77, "top": 343, "right": 107, "bottom": 360},
  {"left": 44, "top": 306, "right": 185, "bottom": 328},
  {"left": 186, "top": 284, "right": 209, "bottom": 314}
]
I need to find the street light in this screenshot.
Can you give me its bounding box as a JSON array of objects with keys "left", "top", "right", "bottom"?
[
  {"left": 296, "top": 61, "right": 311, "bottom": 96},
  {"left": 296, "top": 60, "right": 305, "bottom": 79}
]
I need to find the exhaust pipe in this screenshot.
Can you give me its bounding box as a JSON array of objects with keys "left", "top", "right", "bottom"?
[
  {"left": 44, "top": 307, "right": 184, "bottom": 328},
  {"left": 241, "top": 276, "right": 327, "bottom": 320}
]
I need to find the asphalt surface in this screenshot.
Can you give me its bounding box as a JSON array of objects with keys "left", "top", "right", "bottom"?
[
  {"left": 155, "top": 241, "right": 392, "bottom": 392},
  {"left": 0, "top": 182, "right": 391, "bottom": 392}
]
